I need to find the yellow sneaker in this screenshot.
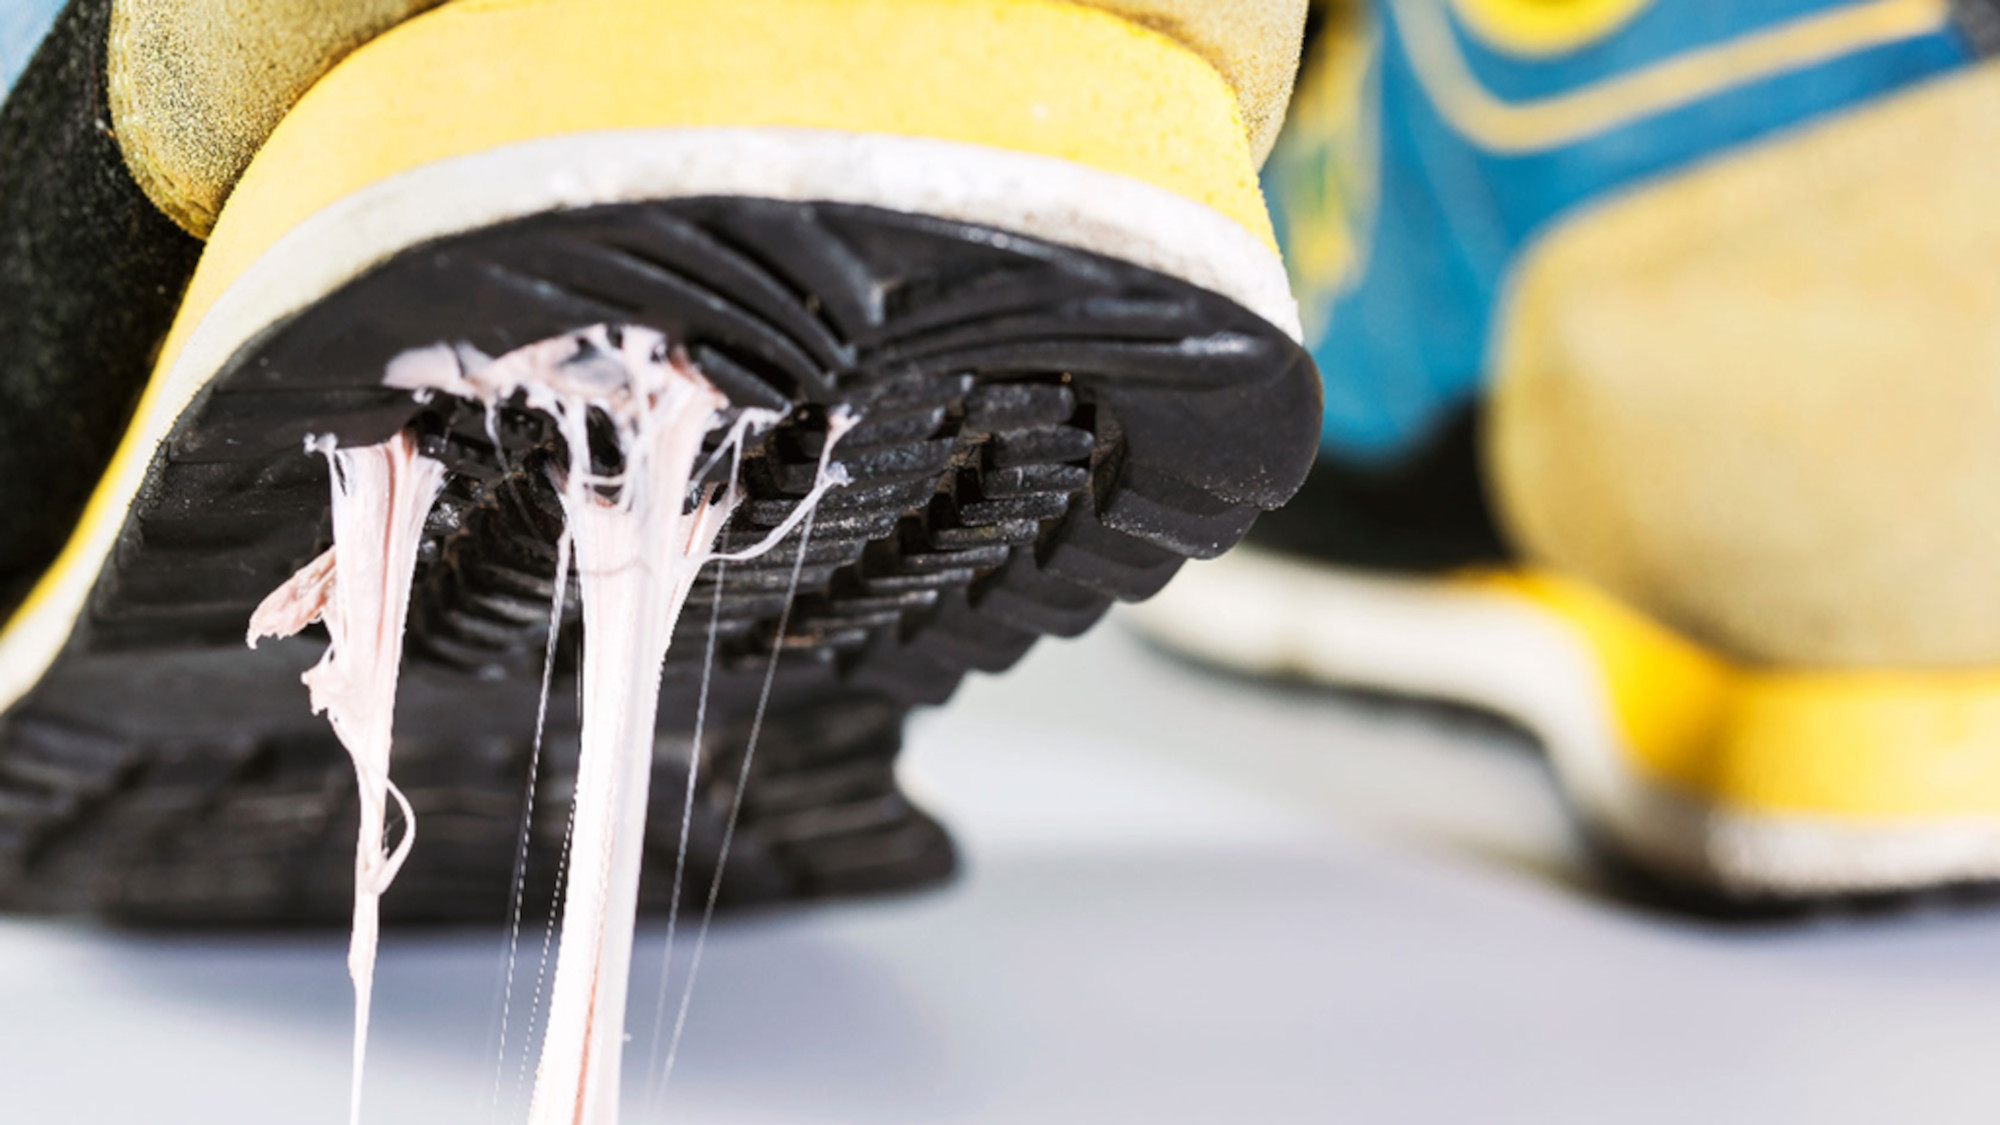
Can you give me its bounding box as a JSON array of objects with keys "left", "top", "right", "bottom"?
[{"left": 1136, "top": 0, "right": 2000, "bottom": 906}]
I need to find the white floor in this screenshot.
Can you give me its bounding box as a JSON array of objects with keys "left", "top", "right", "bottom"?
[{"left": 6, "top": 607, "right": 2000, "bottom": 1123}]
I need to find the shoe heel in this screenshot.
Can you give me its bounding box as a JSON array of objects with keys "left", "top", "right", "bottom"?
[
  {"left": 205, "top": 0, "right": 1274, "bottom": 312},
  {"left": 1506, "top": 571, "right": 2000, "bottom": 898}
]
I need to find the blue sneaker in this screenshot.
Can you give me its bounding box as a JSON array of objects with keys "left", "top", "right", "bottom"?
[{"left": 1138, "top": 0, "right": 2000, "bottom": 907}]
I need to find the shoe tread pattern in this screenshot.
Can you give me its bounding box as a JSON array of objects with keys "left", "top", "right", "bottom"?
[{"left": 0, "top": 199, "right": 1318, "bottom": 922}]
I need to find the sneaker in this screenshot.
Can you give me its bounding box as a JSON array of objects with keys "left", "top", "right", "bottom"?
[
  {"left": 1135, "top": 0, "right": 2000, "bottom": 907},
  {"left": 0, "top": 0, "right": 1318, "bottom": 924}
]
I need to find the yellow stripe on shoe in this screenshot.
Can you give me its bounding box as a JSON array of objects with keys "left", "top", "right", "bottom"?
[
  {"left": 1394, "top": 0, "right": 1949, "bottom": 152},
  {"left": 1449, "top": 0, "right": 1654, "bottom": 57}
]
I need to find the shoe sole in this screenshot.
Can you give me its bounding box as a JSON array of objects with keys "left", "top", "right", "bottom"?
[
  {"left": 0, "top": 125, "right": 1317, "bottom": 923},
  {"left": 0, "top": 0, "right": 1317, "bottom": 923},
  {"left": 1131, "top": 547, "right": 2000, "bottom": 908}
]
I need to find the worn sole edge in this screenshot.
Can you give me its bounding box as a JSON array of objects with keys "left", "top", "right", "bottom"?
[
  {"left": 0, "top": 126, "right": 1300, "bottom": 715},
  {"left": 1128, "top": 546, "right": 2000, "bottom": 899}
]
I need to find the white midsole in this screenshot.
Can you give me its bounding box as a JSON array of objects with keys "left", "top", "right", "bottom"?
[
  {"left": 1130, "top": 547, "right": 2000, "bottom": 896},
  {"left": 0, "top": 126, "right": 1300, "bottom": 716}
]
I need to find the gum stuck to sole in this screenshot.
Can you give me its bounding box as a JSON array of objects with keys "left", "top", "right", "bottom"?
[{"left": 0, "top": 198, "right": 1319, "bottom": 929}]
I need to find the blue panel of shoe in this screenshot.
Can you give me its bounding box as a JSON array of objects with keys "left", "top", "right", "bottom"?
[{"left": 1265, "top": 0, "right": 1972, "bottom": 463}]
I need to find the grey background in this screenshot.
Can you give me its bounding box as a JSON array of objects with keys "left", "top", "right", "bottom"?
[{"left": 4, "top": 608, "right": 1999, "bottom": 1123}]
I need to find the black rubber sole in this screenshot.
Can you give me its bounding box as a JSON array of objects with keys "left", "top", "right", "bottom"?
[{"left": 0, "top": 197, "right": 1320, "bottom": 925}]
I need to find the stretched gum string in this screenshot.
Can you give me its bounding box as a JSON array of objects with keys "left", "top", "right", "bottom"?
[{"left": 257, "top": 327, "right": 854, "bottom": 1125}]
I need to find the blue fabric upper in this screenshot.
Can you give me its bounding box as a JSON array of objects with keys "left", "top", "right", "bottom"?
[
  {"left": 1, "top": 0, "right": 66, "bottom": 97},
  {"left": 1267, "top": 0, "right": 1974, "bottom": 462}
]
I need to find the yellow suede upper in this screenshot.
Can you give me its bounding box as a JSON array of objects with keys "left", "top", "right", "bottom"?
[
  {"left": 108, "top": 0, "right": 445, "bottom": 236},
  {"left": 1073, "top": 0, "right": 1306, "bottom": 161},
  {"left": 107, "top": 0, "right": 1304, "bottom": 235},
  {"left": 1490, "top": 61, "right": 2000, "bottom": 669}
]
